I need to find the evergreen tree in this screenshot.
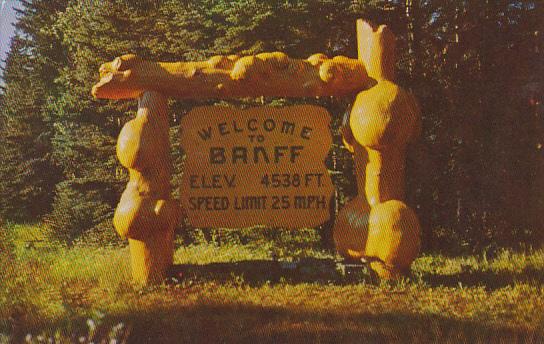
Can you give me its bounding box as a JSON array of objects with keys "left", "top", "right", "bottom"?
[
  {"left": 0, "top": 0, "right": 67, "bottom": 221},
  {"left": 45, "top": 1, "right": 143, "bottom": 244},
  {"left": 0, "top": 34, "right": 59, "bottom": 221}
]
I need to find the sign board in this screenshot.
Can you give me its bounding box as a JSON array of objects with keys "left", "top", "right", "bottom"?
[{"left": 179, "top": 105, "right": 334, "bottom": 228}]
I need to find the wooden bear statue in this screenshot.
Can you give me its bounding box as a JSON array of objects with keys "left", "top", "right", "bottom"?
[
  {"left": 333, "top": 21, "right": 422, "bottom": 279},
  {"left": 114, "top": 92, "right": 181, "bottom": 284}
]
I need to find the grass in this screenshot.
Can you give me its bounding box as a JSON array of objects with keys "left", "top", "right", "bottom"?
[{"left": 1, "top": 224, "right": 544, "bottom": 343}]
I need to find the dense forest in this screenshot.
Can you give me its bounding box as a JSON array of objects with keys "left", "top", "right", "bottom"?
[{"left": 0, "top": 0, "right": 542, "bottom": 253}]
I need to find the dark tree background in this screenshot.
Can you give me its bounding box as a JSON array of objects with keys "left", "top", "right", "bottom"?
[{"left": 0, "top": 0, "right": 542, "bottom": 252}]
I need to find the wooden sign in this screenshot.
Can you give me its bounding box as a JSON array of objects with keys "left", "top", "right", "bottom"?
[{"left": 179, "top": 105, "right": 334, "bottom": 228}]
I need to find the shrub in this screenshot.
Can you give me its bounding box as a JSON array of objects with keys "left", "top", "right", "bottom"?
[{"left": 44, "top": 180, "right": 116, "bottom": 246}]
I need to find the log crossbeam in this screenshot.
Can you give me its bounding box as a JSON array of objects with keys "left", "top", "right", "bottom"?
[{"left": 92, "top": 52, "right": 373, "bottom": 100}]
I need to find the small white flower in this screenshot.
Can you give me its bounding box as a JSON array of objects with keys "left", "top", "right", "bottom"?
[
  {"left": 94, "top": 310, "right": 105, "bottom": 320},
  {"left": 113, "top": 323, "right": 124, "bottom": 332},
  {"left": 87, "top": 319, "right": 96, "bottom": 331}
]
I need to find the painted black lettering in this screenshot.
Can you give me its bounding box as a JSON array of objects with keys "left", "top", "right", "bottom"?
[
  {"left": 301, "top": 126, "right": 312, "bottom": 140},
  {"left": 264, "top": 119, "right": 276, "bottom": 132},
  {"left": 274, "top": 146, "right": 288, "bottom": 163},
  {"left": 253, "top": 146, "right": 270, "bottom": 163},
  {"left": 218, "top": 122, "right": 230, "bottom": 135},
  {"left": 248, "top": 118, "right": 258, "bottom": 131},
  {"left": 210, "top": 147, "right": 226, "bottom": 164},
  {"left": 232, "top": 147, "right": 248, "bottom": 164},
  {"left": 197, "top": 127, "right": 212, "bottom": 140},
  {"left": 233, "top": 121, "right": 243, "bottom": 133},
  {"left": 281, "top": 121, "right": 295, "bottom": 135},
  {"left": 290, "top": 146, "right": 304, "bottom": 163}
]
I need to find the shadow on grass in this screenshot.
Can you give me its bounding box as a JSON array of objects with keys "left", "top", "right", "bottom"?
[
  {"left": 169, "top": 260, "right": 544, "bottom": 290},
  {"left": 420, "top": 266, "right": 544, "bottom": 290},
  {"left": 126, "top": 305, "right": 542, "bottom": 343},
  {"left": 168, "top": 258, "right": 374, "bottom": 286},
  {"left": 26, "top": 303, "right": 542, "bottom": 344}
]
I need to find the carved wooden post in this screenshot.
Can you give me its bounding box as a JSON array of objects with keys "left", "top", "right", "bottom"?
[
  {"left": 333, "top": 20, "right": 421, "bottom": 279},
  {"left": 113, "top": 91, "right": 180, "bottom": 284}
]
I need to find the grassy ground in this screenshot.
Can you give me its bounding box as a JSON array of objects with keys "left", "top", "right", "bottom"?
[{"left": 1, "top": 224, "right": 544, "bottom": 343}]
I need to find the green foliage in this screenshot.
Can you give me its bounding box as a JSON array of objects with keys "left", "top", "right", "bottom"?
[
  {"left": 0, "top": 35, "right": 61, "bottom": 221},
  {"left": 0, "top": 0, "right": 69, "bottom": 221},
  {"left": 0, "top": 222, "right": 16, "bottom": 298},
  {"left": 0, "top": 0, "right": 542, "bottom": 250},
  {"left": 400, "top": 0, "right": 544, "bottom": 251},
  {"left": 44, "top": 180, "right": 116, "bottom": 246}
]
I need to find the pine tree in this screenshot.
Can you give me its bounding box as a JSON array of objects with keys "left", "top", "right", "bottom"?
[
  {"left": 0, "top": 34, "right": 59, "bottom": 221},
  {"left": 0, "top": 0, "right": 67, "bottom": 221}
]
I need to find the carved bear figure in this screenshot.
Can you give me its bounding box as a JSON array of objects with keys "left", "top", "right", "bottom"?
[
  {"left": 114, "top": 91, "right": 181, "bottom": 284},
  {"left": 333, "top": 21, "right": 422, "bottom": 279}
]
